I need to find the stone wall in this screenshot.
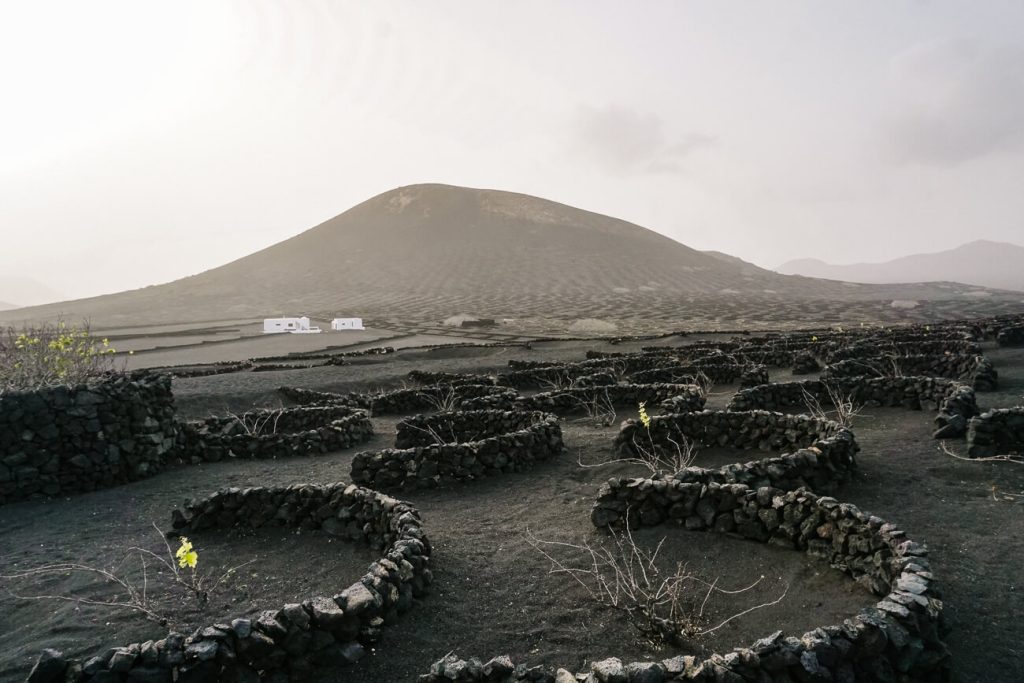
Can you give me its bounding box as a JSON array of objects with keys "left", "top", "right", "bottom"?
[
  {"left": 0, "top": 373, "right": 178, "bottom": 504},
  {"left": 394, "top": 410, "right": 549, "bottom": 449},
  {"left": 610, "top": 410, "right": 858, "bottom": 495},
  {"left": 821, "top": 353, "right": 998, "bottom": 390},
  {"left": 351, "top": 410, "right": 564, "bottom": 490},
  {"left": 278, "top": 383, "right": 512, "bottom": 415},
  {"left": 516, "top": 384, "right": 705, "bottom": 416},
  {"left": 176, "top": 405, "right": 373, "bottom": 462},
  {"left": 726, "top": 376, "right": 978, "bottom": 437},
  {"left": 825, "top": 339, "right": 981, "bottom": 363},
  {"left": 31, "top": 482, "right": 431, "bottom": 683},
  {"left": 966, "top": 407, "right": 1024, "bottom": 458},
  {"left": 407, "top": 370, "right": 497, "bottom": 386},
  {"left": 427, "top": 486, "right": 946, "bottom": 682},
  {"left": 996, "top": 324, "right": 1024, "bottom": 347}
]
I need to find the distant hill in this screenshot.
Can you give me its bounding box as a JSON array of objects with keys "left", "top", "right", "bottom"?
[
  {"left": 0, "top": 277, "right": 64, "bottom": 308},
  {"left": 0, "top": 301, "right": 18, "bottom": 312},
  {"left": 778, "top": 240, "right": 1024, "bottom": 292},
  {"left": 2, "top": 185, "right": 1020, "bottom": 328}
]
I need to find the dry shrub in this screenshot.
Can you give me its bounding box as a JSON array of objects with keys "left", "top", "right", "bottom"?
[{"left": 526, "top": 525, "right": 787, "bottom": 645}]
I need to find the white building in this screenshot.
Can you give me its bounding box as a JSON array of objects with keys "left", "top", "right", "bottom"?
[
  {"left": 263, "top": 316, "right": 313, "bottom": 334},
  {"left": 331, "top": 317, "right": 364, "bottom": 331}
]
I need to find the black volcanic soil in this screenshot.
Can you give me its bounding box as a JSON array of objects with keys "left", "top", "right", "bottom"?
[{"left": 1, "top": 340, "right": 1023, "bottom": 682}]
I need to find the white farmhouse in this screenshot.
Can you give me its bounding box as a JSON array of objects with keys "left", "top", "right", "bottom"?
[
  {"left": 331, "top": 317, "right": 364, "bottom": 331},
  {"left": 263, "top": 316, "right": 313, "bottom": 334}
]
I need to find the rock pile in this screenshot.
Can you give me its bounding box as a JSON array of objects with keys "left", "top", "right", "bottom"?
[
  {"left": 996, "top": 324, "right": 1024, "bottom": 347},
  {"left": 822, "top": 354, "right": 998, "bottom": 390},
  {"left": 30, "top": 482, "right": 431, "bottom": 683},
  {"left": 176, "top": 405, "right": 373, "bottom": 461},
  {"left": 351, "top": 410, "right": 564, "bottom": 490},
  {"left": 966, "top": 407, "right": 1024, "bottom": 458},
  {"left": 611, "top": 410, "right": 858, "bottom": 495},
  {"left": 423, "top": 484, "right": 946, "bottom": 682},
  {"left": 0, "top": 373, "right": 177, "bottom": 504},
  {"left": 727, "top": 377, "right": 978, "bottom": 438},
  {"left": 516, "top": 384, "right": 705, "bottom": 416},
  {"left": 278, "top": 383, "right": 512, "bottom": 415}
]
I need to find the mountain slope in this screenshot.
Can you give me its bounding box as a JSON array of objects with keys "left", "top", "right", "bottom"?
[
  {"left": 3, "top": 185, "right": 1019, "bottom": 327},
  {"left": 778, "top": 240, "right": 1024, "bottom": 292}
]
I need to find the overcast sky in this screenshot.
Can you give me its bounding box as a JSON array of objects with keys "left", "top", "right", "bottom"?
[{"left": 3, "top": 1, "right": 1023, "bottom": 301}]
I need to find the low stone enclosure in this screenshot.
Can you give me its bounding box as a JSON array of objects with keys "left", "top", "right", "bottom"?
[
  {"left": 430, "top": 486, "right": 946, "bottom": 682},
  {"left": 277, "top": 383, "right": 516, "bottom": 415},
  {"left": 32, "top": 482, "right": 432, "bottom": 683},
  {"left": 516, "top": 383, "right": 705, "bottom": 416},
  {"left": 351, "top": 409, "right": 564, "bottom": 490},
  {"left": 996, "top": 324, "right": 1024, "bottom": 347},
  {"left": 727, "top": 376, "right": 979, "bottom": 438},
  {"left": 966, "top": 407, "right": 1024, "bottom": 458},
  {"left": 823, "top": 339, "right": 982, "bottom": 363},
  {"left": 613, "top": 409, "right": 859, "bottom": 495},
  {"left": 0, "top": 372, "right": 178, "bottom": 505},
  {"left": 0, "top": 374, "right": 381, "bottom": 506},
  {"left": 820, "top": 353, "right": 998, "bottom": 391},
  {"left": 176, "top": 404, "right": 374, "bottom": 461}
]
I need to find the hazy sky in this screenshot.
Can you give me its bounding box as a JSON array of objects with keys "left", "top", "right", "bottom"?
[{"left": 3, "top": 1, "right": 1024, "bottom": 301}]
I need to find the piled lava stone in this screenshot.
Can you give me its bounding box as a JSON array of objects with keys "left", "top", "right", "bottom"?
[
  {"left": 632, "top": 361, "right": 746, "bottom": 385},
  {"left": 517, "top": 384, "right": 705, "bottom": 416},
  {"left": 791, "top": 349, "right": 821, "bottom": 375},
  {"left": 408, "top": 370, "right": 497, "bottom": 386},
  {"left": 425, "top": 486, "right": 946, "bottom": 682},
  {"left": 278, "top": 383, "right": 513, "bottom": 415},
  {"left": 0, "top": 372, "right": 178, "bottom": 504},
  {"left": 996, "top": 324, "right": 1024, "bottom": 347},
  {"left": 351, "top": 409, "right": 564, "bottom": 490},
  {"left": 821, "top": 354, "right": 998, "bottom": 390},
  {"left": 175, "top": 404, "right": 373, "bottom": 462},
  {"left": 824, "top": 339, "right": 981, "bottom": 363},
  {"left": 29, "top": 482, "right": 431, "bottom": 683},
  {"left": 613, "top": 410, "right": 858, "bottom": 495},
  {"left": 727, "top": 377, "right": 978, "bottom": 437},
  {"left": 966, "top": 407, "right": 1024, "bottom": 458}
]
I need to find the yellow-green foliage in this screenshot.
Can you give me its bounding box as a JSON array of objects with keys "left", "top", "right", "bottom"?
[
  {"left": 175, "top": 537, "right": 199, "bottom": 570},
  {"left": 0, "top": 319, "right": 121, "bottom": 392}
]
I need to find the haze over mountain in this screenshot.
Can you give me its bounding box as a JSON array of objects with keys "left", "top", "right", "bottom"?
[
  {"left": 778, "top": 240, "right": 1024, "bottom": 292},
  {"left": 0, "top": 301, "right": 18, "bottom": 312},
  {"left": 2, "top": 185, "right": 1019, "bottom": 328},
  {"left": 0, "top": 277, "right": 64, "bottom": 308}
]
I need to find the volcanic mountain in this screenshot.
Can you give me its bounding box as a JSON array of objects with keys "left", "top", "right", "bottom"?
[
  {"left": 778, "top": 240, "right": 1024, "bottom": 292},
  {"left": 4, "top": 184, "right": 1020, "bottom": 327}
]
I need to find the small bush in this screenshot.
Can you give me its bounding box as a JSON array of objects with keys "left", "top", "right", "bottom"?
[{"left": 0, "top": 320, "right": 122, "bottom": 393}]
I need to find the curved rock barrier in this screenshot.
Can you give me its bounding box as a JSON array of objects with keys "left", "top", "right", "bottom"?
[
  {"left": 791, "top": 349, "right": 821, "bottom": 375},
  {"left": 176, "top": 405, "right": 373, "bottom": 461},
  {"left": 821, "top": 354, "right": 997, "bottom": 391},
  {"left": 407, "top": 370, "right": 497, "bottom": 386},
  {"left": 966, "top": 407, "right": 1024, "bottom": 458},
  {"left": 727, "top": 377, "right": 978, "bottom": 438},
  {"left": 0, "top": 373, "right": 178, "bottom": 505},
  {"left": 351, "top": 410, "right": 563, "bottom": 490},
  {"left": 278, "top": 383, "right": 513, "bottom": 415},
  {"left": 825, "top": 339, "right": 981, "bottom": 363},
  {"left": 31, "top": 482, "right": 431, "bottom": 682},
  {"left": 427, "top": 486, "right": 946, "bottom": 682},
  {"left": 611, "top": 410, "right": 858, "bottom": 496},
  {"left": 516, "top": 384, "right": 705, "bottom": 416},
  {"left": 996, "top": 324, "right": 1024, "bottom": 347}
]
